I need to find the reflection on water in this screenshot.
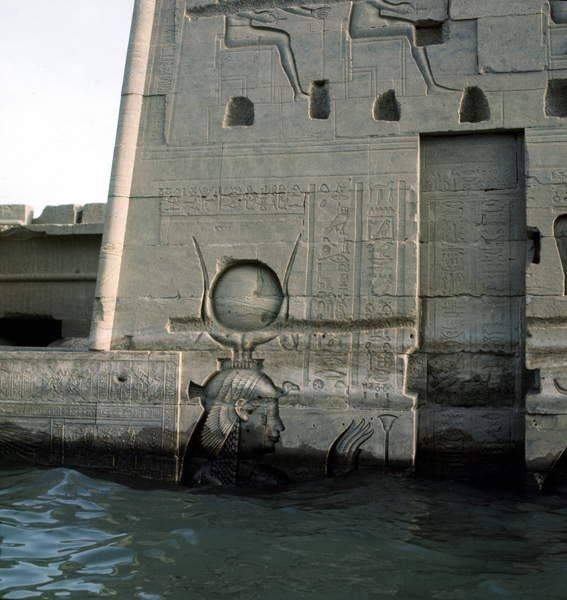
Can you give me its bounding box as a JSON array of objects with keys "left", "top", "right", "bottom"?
[{"left": 1, "top": 467, "right": 567, "bottom": 599}]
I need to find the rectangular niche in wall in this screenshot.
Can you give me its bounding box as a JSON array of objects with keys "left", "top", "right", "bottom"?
[{"left": 417, "top": 133, "right": 526, "bottom": 475}]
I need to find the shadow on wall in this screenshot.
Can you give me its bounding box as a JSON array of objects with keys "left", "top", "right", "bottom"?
[
  {"left": 0, "top": 317, "right": 62, "bottom": 347},
  {"left": 555, "top": 215, "right": 567, "bottom": 294}
]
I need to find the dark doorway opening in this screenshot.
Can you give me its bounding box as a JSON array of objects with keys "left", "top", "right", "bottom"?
[{"left": 0, "top": 317, "right": 63, "bottom": 347}]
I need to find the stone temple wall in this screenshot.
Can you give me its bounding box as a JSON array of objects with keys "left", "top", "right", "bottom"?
[
  {"left": 84, "top": 0, "right": 567, "bottom": 480},
  {"left": 4, "top": 0, "right": 567, "bottom": 483}
]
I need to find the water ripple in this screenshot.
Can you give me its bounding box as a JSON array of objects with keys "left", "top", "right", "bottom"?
[{"left": 1, "top": 468, "right": 567, "bottom": 598}]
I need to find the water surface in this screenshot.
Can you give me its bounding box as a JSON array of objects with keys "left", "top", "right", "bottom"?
[{"left": 1, "top": 468, "right": 566, "bottom": 599}]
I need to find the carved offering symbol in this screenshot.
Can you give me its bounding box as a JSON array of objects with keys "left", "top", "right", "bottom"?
[{"left": 378, "top": 414, "right": 398, "bottom": 467}]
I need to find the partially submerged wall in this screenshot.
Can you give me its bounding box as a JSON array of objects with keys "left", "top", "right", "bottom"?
[
  {"left": 4, "top": 0, "right": 567, "bottom": 483},
  {"left": 83, "top": 0, "right": 567, "bottom": 480},
  {"left": 0, "top": 351, "right": 181, "bottom": 480}
]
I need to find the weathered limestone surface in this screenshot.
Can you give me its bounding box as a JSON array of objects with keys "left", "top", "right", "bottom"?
[
  {"left": 4, "top": 0, "right": 567, "bottom": 483},
  {"left": 0, "top": 351, "right": 181, "bottom": 480},
  {"left": 81, "top": 0, "right": 567, "bottom": 481}
]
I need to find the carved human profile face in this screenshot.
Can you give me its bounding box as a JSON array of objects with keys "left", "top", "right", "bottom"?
[{"left": 236, "top": 398, "right": 285, "bottom": 457}]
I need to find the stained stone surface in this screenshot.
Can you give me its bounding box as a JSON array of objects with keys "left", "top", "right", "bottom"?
[
  {"left": 81, "top": 0, "right": 567, "bottom": 482},
  {"left": 3, "top": 0, "right": 567, "bottom": 483},
  {"left": 0, "top": 351, "right": 181, "bottom": 480}
]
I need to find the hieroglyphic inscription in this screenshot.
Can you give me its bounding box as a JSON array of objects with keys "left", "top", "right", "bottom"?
[
  {"left": 364, "top": 180, "right": 411, "bottom": 297},
  {"left": 159, "top": 182, "right": 306, "bottom": 215},
  {"left": 0, "top": 358, "right": 177, "bottom": 405},
  {"left": 156, "top": 45, "right": 179, "bottom": 93},
  {"left": 422, "top": 191, "right": 522, "bottom": 297},
  {"left": 160, "top": 0, "right": 177, "bottom": 43},
  {"left": 313, "top": 183, "right": 353, "bottom": 320},
  {"left": 357, "top": 179, "right": 413, "bottom": 399},
  {"left": 421, "top": 158, "right": 518, "bottom": 193},
  {"left": 551, "top": 171, "right": 567, "bottom": 206},
  {"left": 360, "top": 332, "right": 397, "bottom": 402},
  {"left": 419, "top": 135, "right": 525, "bottom": 411},
  {"left": 0, "top": 354, "right": 180, "bottom": 477},
  {"left": 427, "top": 354, "right": 518, "bottom": 406}
]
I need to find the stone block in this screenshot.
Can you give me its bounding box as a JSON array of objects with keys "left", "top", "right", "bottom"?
[
  {"left": 526, "top": 413, "right": 567, "bottom": 473},
  {"left": 526, "top": 295, "right": 567, "bottom": 320},
  {"left": 34, "top": 204, "right": 80, "bottom": 225},
  {"left": 527, "top": 364, "right": 567, "bottom": 414},
  {"left": 527, "top": 323, "right": 567, "bottom": 363},
  {"left": 527, "top": 182, "right": 567, "bottom": 213},
  {"left": 398, "top": 92, "right": 462, "bottom": 132},
  {"left": 419, "top": 406, "right": 522, "bottom": 448},
  {"left": 451, "top": 0, "right": 545, "bottom": 19},
  {"left": 550, "top": 22, "right": 567, "bottom": 62},
  {"left": 81, "top": 203, "right": 106, "bottom": 224},
  {"left": 335, "top": 98, "right": 400, "bottom": 139},
  {"left": 526, "top": 126, "right": 567, "bottom": 172},
  {"left": 503, "top": 89, "right": 548, "bottom": 129},
  {"left": 421, "top": 133, "right": 521, "bottom": 192},
  {"left": 478, "top": 15, "right": 546, "bottom": 73},
  {"left": 0, "top": 205, "right": 33, "bottom": 226},
  {"left": 119, "top": 244, "right": 202, "bottom": 299},
  {"left": 427, "top": 20, "right": 479, "bottom": 77},
  {"left": 0, "top": 351, "right": 181, "bottom": 480},
  {"left": 526, "top": 237, "right": 566, "bottom": 295},
  {"left": 421, "top": 242, "right": 526, "bottom": 296},
  {"left": 422, "top": 297, "right": 524, "bottom": 353}
]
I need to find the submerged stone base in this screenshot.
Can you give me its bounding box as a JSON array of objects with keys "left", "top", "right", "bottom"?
[
  {"left": 2, "top": 348, "right": 566, "bottom": 487},
  {"left": 526, "top": 362, "right": 567, "bottom": 489},
  {"left": 0, "top": 350, "right": 415, "bottom": 483},
  {"left": 0, "top": 351, "right": 181, "bottom": 481}
]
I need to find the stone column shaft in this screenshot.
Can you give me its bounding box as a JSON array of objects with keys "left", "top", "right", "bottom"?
[{"left": 89, "top": 0, "right": 156, "bottom": 350}]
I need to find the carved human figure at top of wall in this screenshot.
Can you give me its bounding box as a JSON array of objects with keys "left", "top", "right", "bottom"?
[
  {"left": 186, "top": 5, "right": 329, "bottom": 100},
  {"left": 349, "top": 0, "right": 457, "bottom": 93}
]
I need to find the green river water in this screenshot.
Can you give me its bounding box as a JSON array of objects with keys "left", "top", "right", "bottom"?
[{"left": 0, "top": 467, "right": 566, "bottom": 599}]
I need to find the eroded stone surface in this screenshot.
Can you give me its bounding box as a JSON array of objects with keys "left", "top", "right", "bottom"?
[
  {"left": 4, "top": 0, "right": 567, "bottom": 483},
  {"left": 0, "top": 351, "right": 181, "bottom": 480},
  {"left": 79, "top": 0, "right": 567, "bottom": 482}
]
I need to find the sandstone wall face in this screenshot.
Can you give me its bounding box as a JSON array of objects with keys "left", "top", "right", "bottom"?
[
  {"left": 0, "top": 351, "right": 181, "bottom": 480},
  {"left": 91, "top": 0, "right": 567, "bottom": 478},
  {"left": 0, "top": 205, "right": 105, "bottom": 344}
]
